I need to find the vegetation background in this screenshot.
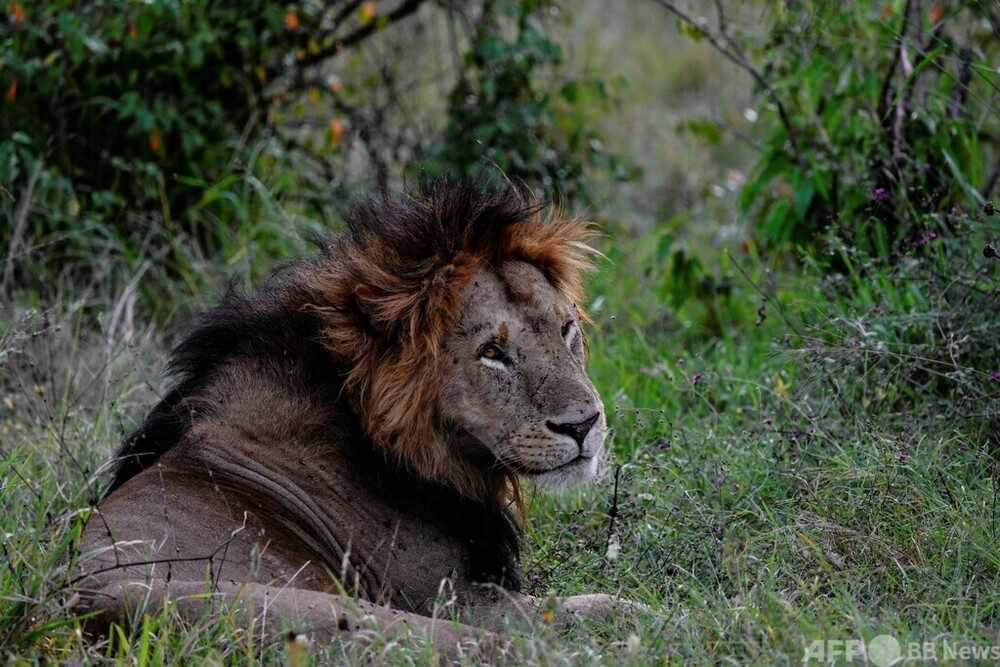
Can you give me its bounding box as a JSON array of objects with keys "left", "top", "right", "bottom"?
[{"left": 2, "top": 0, "right": 999, "bottom": 664}]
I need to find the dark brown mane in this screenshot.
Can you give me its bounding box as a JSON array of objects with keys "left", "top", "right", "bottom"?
[{"left": 108, "top": 179, "right": 596, "bottom": 512}]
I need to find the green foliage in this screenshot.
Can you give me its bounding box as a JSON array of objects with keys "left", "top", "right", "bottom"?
[
  {"left": 4, "top": 205, "right": 1000, "bottom": 663},
  {"left": 2, "top": 1, "right": 272, "bottom": 230},
  {"left": 802, "top": 206, "right": 1000, "bottom": 421},
  {"left": 1, "top": 0, "right": 626, "bottom": 300},
  {"left": 0, "top": 0, "right": 445, "bottom": 296},
  {"left": 551, "top": 197, "right": 1000, "bottom": 664},
  {"left": 419, "top": 0, "right": 632, "bottom": 203},
  {"left": 726, "top": 2, "right": 999, "bottom": 252}
]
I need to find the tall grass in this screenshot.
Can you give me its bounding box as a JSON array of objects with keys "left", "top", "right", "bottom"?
[
  {"left": 4, "top": 197, "right": 996, "bottom": 663},
  {"left": 3, "top": 1, "right": 999, "bottom": 663}
]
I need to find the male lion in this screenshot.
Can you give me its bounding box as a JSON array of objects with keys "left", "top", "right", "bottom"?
[{"left": 75, "top": 180, "right": 612, "bottom": 654}]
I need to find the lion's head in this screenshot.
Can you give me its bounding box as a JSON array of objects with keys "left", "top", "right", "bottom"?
[
  {"left": 303, "top": 180, "right": 607, "bottom": 505},
  {"left": 438, "top": 260, "right": 605, "bottom": 488},
  {"left": 108, "top": 180, "right": 606, "bottom": 518}
]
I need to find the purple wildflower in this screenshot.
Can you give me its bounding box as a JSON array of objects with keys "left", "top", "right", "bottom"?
[
  {"left": 763, "top": 417, "right": 773, "bottom": 425},
  {"left": 898, "top": 453, "right": 907, "bottom": 462},
  {"left": 570, "top": 523, "right": 581, "bottom": 533},
  {"left": 990, "top": 371, "right": 1000, "bottom": 381},
  {"left": 874, "top": 187, "right": 886, "bottom": 198},
  {"left": 532, "top": 574, "right": 543, "bottom": 584},
  {"left": 675, "top": 358, "right": 684, "bottom": 367},
  {"left": 789, "top": 450, "right": 798, "bottom": 462},
  {"left": 692, "top": 373, "right": 702, "bottom": 385}
]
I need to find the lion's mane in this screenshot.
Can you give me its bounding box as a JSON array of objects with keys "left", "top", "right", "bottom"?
[{"left": 108, "top": 180, "right": 595, "bottom": 515}]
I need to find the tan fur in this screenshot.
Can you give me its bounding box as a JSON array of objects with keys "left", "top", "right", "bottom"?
[
  {"left": 304, "top": 193, "right": 596, "bottom": 504},
  {"left": 73, "top": 181, "right": 615, "bottom": 655}
]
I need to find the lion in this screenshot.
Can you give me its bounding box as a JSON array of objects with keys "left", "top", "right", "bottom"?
[{"left": 74, "top": 180, "right": 613, "bottom": 655}]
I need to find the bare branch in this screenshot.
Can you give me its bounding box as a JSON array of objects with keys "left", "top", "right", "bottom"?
[
  {"left": 1, "top": 157, "right": 41, "bottom": 303},
  {"left": 877, "top": 0, "right": 912, "bottom": 125},
  {"left": 647, "top": 0, "right": 806, "bottom": 170},
  {"left": 982, "top": 153, "right": 1000, "bottom": 200},
  {"left": 300, "top": 0, "right": 428, "bottom": 69}
]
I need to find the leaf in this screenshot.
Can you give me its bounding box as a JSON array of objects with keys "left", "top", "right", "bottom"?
[
  {"left": 760, "top": 197, "right": 793, "bottom": 244},
  {"left": 679, "top": 119, "right": 723, "bottom": 146},
  {"left": 739, "top": 152, "right": 793, "bottom": 212},
  {"left": 78, "top": 33, "right": 109, "bottom": 56},
  {"left": 941, "top": 148, "right": 986, "bottom": 205},
  {"left": 678, "top": 20, "right": 706, "bottom": 42},
  {"left": 655, "top": 233, "right": 675, "bottom": 265},
  {"left": 792, "top": 174, "right": 815, "bottom": 216}
]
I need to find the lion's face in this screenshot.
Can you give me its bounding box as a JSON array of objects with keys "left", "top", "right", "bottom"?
[{"left": 439, "top": 261, "right": 607, "bottom": 488}]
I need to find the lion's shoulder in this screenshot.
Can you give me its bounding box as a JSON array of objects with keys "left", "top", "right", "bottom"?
[{"left": 107, "top": 282, "right": 333, "bottom": 493}]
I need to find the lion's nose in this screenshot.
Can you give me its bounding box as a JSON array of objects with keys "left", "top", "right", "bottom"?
[{"left": 547, "top": 413, "right": 600, "bottom": 448}]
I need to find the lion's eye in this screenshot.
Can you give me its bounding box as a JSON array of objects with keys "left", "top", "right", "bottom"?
[
  {"left": 478, "top": 343, "right": 507, "bottom": 365},
  {"left": 562, "top": 320, "right": 583, "bottom": 357}
]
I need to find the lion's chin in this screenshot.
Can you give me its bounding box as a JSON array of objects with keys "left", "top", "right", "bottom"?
[{"left": 526, "top": 455, "right": 598, "bottom": 489}]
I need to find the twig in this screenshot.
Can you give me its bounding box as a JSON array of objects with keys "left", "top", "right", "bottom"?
[
  {"left": 876, "top": 0, "right": 910, "bottom": 125},
  {"left": 947, "top": 49, "right": 973, "bottom": 119},
  {"left": 1, "top": 157, "right": 41, "bottom": 302},
  {"left": 299, "top": 0, "right": 428, "bottom": 69},
  {"left": 647, "top": 0, "right": 806, "bottom": 170},
  {"left": 727, "top": 249, "right": 801, "bottom": 338},
  {"left": 884, "top": 2, "right": 947, "bottom": 167},
  {"left": 892, "top": 0, "right": 918, "bottom": 164},
  {"left": 606, "top": 465, "right": 621, "bottom": 545},
  {"left": 982, "top": 152, "right": 1000, "bottom": 199}
]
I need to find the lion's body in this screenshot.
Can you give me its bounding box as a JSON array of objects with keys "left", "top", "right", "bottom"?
[{"left": 75, "top": 182, "right": 610, "bottom": 652}]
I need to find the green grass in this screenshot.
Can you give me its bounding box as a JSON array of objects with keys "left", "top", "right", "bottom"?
[
  {"left": 3, "top": 1, "right": 999, "bottom": 661},
  {"left": 3, "top": 208, "right": 998, "bottom": 664}
]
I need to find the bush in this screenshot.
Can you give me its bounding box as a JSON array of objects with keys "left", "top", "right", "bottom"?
[
  {"left": 418, "top": 0, "right": 633, "bottom": 204},
  {"left": 1, "top": 0, "right": 626, "bottom": 302},
  {"left": 668, "top": 1, "right": 1000, "bottom": 253},
  {"left": 0, "top": 0, "right": 434, "bottom": 290}
]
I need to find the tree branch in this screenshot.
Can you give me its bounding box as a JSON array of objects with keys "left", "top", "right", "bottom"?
[
  {"left": 300, "top": 0, "right": 428, "bottom": 69},
  {"left": 877, "top": 0, "right": 912, "bottom": 125},
  {"left": 647, "top": 0, "right": 806, "bottom": 170},
  {"left": 982, "top": 152, "right": 1000, "bottom": 200}
]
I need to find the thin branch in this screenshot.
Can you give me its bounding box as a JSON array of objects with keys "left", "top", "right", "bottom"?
[
  {"left": 948, "top": 48, "right": 973, "bottom": 120},
  {"left": 982, "top": 152, "right": 1000, "bottom": 200},
  {"left": 892, "top": 0, "right": 917, "bottom": 164},
  {"left": 327, "top": 0, "right": 367, "bottom": 32},
  {"left": 1, "top": 157, "right": 41, "bottom": 303},
  {"left": 877, "top": 0, "right": 912, "bottom": 124},
  {"left": 606, "top": 465, "right": 620, "bottom": 546},
  {"left": 647, "top": 0, "right": 806, "bottom": 170},
  {"left": 300, "top": 0, "right": 428, "bottom": 69}
]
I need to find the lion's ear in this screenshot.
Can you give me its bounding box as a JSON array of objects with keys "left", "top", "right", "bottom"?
[
  {"left": 351, "top": 283, "right": 379, "bottom": 329},
  {"left": 352, "top": 281, "right": 417, "bottom": 343}
]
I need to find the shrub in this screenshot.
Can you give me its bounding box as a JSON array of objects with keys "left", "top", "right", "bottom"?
[
  {"left": 0, "top": 0, "right": 429, "bottom": 290},
  {"left": 665, "top": 1, "right": 1000, "bottom": 253},
  {"left": 418, "top": 0, "right": 632, "bottom": 204}
]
